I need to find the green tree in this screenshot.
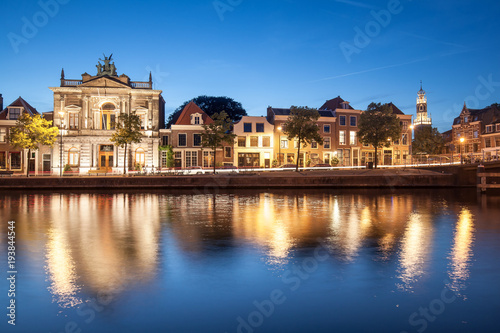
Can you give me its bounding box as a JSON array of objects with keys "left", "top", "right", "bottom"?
[
  {"left": 110, "top": 112, "right": 142, "bottom": 175},
  {"left": 9, "top": 113, "right": 58, "bottom": 177},
  {"left": 201, "top": 111, "right": 236, "bottom": 173},
  {"left": 159, "top": 144, "right": 175, "bottom": 168},
  {"left": 282, "top": 106, "right": 324, "bottom": 172},
  {"left": 167, "top": 96, "right": 247, "bottom": 127},
  {"left": 412, "top": 126, "right": 444, "bottom": 155},
  {"left": 357, "top": 103, "right": 402, "bottom": 169}
]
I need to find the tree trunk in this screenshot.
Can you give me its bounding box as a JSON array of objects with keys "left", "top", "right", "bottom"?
[
  {"left": 26, "top": 148, "right": 30, "bottom": 177},
  {"left": 213, "top": 147, "right": 216, "bottom": 174},
  {"left": 374, "top": 146, "right": 378, "bottom": 169},
  {"left": 123, "top": 143, "right": 127, "bottom": 175},
  {"left": 296, "top": 140, "right": 301, "bottom": 172}
]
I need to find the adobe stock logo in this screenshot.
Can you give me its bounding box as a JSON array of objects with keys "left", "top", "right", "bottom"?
[
  {"left": 7, "top": 0, "right": 71, "bottom": 54},
  {"left": 339, "top": 0, "right": 412, "bottom": 63},
  {"left": 213, "top": 0, "right": 243, "bottom": 22}
]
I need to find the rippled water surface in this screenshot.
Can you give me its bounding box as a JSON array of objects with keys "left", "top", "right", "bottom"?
[{"left": 1, "top": 189, "right": 500, "bottom": 333}]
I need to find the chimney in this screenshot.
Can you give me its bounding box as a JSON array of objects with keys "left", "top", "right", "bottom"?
[{"left": 0, "top": 93, "right": 3, "bottom": 111}]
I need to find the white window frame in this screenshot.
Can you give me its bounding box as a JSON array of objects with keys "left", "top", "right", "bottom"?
[{"left": 339, "top": 131, "right": 346, "bottom": 145}]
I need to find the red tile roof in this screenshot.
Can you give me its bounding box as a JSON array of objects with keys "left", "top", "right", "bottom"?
[
  {"left": 175, "top": 101, "right": 213, "bottom": 125},
  {"left": 0, "top": 96, "right": 40, "bottom": 119}
]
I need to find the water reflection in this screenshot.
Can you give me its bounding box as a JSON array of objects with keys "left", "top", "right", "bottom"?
[
  {"left": 397, "top": 212, "right": 433, "bottom": 291},
  {"left": 447, "top": 207, "right": 475, "bottom": 298},
  {"left": 40, "top": 193, "right": 161, "bottom": 307},
  {"left": 0, "top": 189, "right": 482, "bottom": 311}
]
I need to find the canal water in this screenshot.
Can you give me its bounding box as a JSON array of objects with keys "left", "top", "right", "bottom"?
[{"left": 1, "top": 189, "right": 499, "bottom": 333}]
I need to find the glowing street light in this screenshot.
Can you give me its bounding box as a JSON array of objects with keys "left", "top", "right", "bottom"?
[
  {"left": 277, "top": 126, "right": 282, "bottom": 166},
  {"left": 58, "top": 110, "right": 65, "bottom": 176}
]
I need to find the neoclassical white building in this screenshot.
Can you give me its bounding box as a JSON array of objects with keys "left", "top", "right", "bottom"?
[{"left": 49, "top": 55, "right": 165, "bottom": 174}]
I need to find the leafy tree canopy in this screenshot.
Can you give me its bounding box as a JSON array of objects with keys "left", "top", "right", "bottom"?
[
  {"left": 9, "top": 113, "right": 59, "bottom": 176},
  {"left": 110, "top": 112, "right": 142, "bottom": 174},
  {"left": 357, "top": 102, "right": 402, "bottom": 168},
  {"left": 201, "top": 111, "right": 236, "bottom": 173},
  {"left": 282, "top": 106, "right": 324, "bottom": 171},
  {"left": 167, "top": 96, "right": 247, "bottom": 128},
  {"left": 412, "top": 126, "right": 444, "bottom": 155}
]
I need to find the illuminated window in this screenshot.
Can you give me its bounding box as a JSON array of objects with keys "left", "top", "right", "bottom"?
[
  {"left": 135, "top": 148, "right": 145, "bottom": 167},
  {"left": 68, "top": 148, "right": 79, "bottom": 166},
  {"left": 280, "top": 138, "right": 288, "bottom": 149},
  {"left": 0, "top": 128, "right": 6, "bottom": 142},
  {"left": 69, "top": 113, "right": 79, "bottom": 129},
  {"left": 0, "top": 152, "right": 6, "bottom": 169},
  {"left": 350, "top": 131, "right": 356, "bottom": 145},
  {"left": 238, "top": 137, "right": 246, "bottom": 147},
  {"left": 339, "top": 131, "right": 346, "bottom": 145},
  {"left": 250, "top": 136, "right": 258, "bottom": 147},
  {"left": 311, "top": 140, "right": 318, "bottom": 149},
  {"left": 262, "top": 136, "right": 271, "bottom": 147},
  {"left": 185, "top": 151, "right": 197, "bottom": 167},
  {"left": 100, "top": 103, "right": 116, "bottom": 130},
  {"left": 203, "top": 151, "right": 214, "bottom": 167}
]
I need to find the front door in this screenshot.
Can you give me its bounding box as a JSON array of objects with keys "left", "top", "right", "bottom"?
[{"left": 99, "top": 145, "right": 114, "bottom": 172}]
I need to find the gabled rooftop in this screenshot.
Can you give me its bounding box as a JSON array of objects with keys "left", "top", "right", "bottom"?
[
  {"left": 453, "top": 104, "right": 500, "bottom": 126},
  {"left": 319, "top": 96, "right": 354, "bottom": 111},
  {"left": 174, "top": 101, "right": 213, "bottom": 126},
  {"left": 0, "top": 96, "right": 40, "bottom": 119}
]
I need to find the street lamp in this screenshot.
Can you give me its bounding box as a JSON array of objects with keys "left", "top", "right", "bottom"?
[
  {"left": 460, "top": 137, "right": 465, "bottom": 165},
  {"left": 409, "top": 125, "right": 414, "bottom": 166},
  {"left": 277, "top": 126, "right": 282, "bottom": 166},
  {"left": 58, "top": 110, "right": 65, "bottom": 176}
]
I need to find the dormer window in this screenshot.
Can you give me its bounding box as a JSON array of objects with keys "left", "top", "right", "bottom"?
[
  {"left": 8, "top": 108, "right": 21, "bottom": 120},
  {"left": 486, "top": 125, "right": 493, "bottom": 133},
  {"left": 191, "top": 113, "right": 203, "bottom": 125},
  {"left": 464, "top": 117, "right": 468, "bottom": 123}
]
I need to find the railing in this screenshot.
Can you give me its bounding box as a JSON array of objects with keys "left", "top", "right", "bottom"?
[
  {"left": 131, "top": 81, "right": 152, "bottom": 89},
  {"left": 61, "top": 80, "right": 83, "bottom": 87}
]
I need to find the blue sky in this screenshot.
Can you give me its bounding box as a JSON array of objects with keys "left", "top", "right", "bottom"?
[{"left": 1, "top": 0, "right": 499, "bottom": 131}]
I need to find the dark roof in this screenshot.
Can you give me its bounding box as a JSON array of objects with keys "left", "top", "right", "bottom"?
[
  {"left": 319, "top": 96, "right": 354, "bottom": 111},
  {"left": 453, "top": 104, "right": 500, "bottom": 126},
  {"left": 268, "top": 107, "right": 334, "bottom": 118},
  {"left": 0, "top": 96, "right": 40, "bottom": 119},
  {"left": 387, "top": 102, "right": 405, "bottom": 115}
]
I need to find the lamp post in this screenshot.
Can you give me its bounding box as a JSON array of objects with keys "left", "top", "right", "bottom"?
[
  {"left": 277, "top": 125, "right": 282, "bottom": 166},
  {"left": 460, "top": 137, "right": 465, "bottom": 165},
  {"left": 409, "top": 125, "right": 414, "bottom": 166},
  {"left": 58, "top": 110, "right": 65, "bottom": 176}
]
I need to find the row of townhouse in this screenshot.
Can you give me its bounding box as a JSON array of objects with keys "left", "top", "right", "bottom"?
[
  {"left": 443, "top": 103, "right": 500, "bottom": 162},
  {"left": 158, "top": 96, "right": 414, "bottom": 169}
]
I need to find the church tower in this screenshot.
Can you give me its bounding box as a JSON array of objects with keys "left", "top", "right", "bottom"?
[{"left": 413, "top": 81, "right": 432, "bottom": 128}]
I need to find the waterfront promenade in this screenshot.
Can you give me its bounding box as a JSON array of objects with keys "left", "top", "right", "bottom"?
[{"left": 0, "top": 168, "right": 460, "bottom": 190}]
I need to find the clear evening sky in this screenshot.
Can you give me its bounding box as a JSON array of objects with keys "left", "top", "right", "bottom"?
[{"left": 1, "top": 0, "right": 499, "bottom": 131}]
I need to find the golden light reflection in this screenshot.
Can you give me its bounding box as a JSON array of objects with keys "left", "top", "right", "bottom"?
[
  {"left": 448, "top": 207, "right": 475, "bottom": 297},
  {"left": 43, "top": 193, "right": 160, "bottom": 307},
  {"left": 397, "top": 212, "right": 433, "bottom": 291},
  {"left": 45, "top": 227, "right": 82, "bottom": 308}
]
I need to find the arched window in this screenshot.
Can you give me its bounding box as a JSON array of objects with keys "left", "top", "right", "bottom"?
[
  {"left": 135, "top": 148, "right": 145, "bottom": 167},
  {"left": 68, "top": 148, "right": 79, "bottom": 166},
  {"left": 101, "top": 103, "right": 116, "bottom": 130}
]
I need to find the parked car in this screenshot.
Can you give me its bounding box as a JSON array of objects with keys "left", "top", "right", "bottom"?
[{"left": 312, "top": 163, "right": 331, "bottom": 168}]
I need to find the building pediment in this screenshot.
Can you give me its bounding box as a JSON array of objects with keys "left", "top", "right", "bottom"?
[
  {"left": 79, "top": 76, "right": 130, "bottom": 89},
  {"left": 65, "top": 104, "right": 81, "bottom": 111}
]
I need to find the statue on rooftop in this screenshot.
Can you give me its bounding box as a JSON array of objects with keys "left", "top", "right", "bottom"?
[{"left": 96, "top": 54, "right": 117, "bottom": 76}]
